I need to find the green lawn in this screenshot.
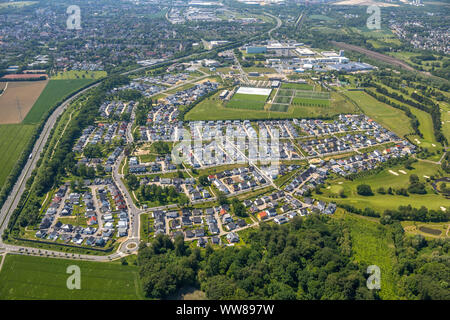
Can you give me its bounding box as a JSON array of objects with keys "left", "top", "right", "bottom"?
[
  {"left": 0, "top": 124, "right": 36, "bottom": 188},
  {"left": 23, "top": 79, "right": 95, "bottom": 124},
  {"left": 0, "top": 254, "right": 144, "bottom": 300},
  {"left": 343, "top": 90, "right": 413, "bottom": 137},
  {"left": 232, "top": 93, "right": 269, "bottom": 102}
]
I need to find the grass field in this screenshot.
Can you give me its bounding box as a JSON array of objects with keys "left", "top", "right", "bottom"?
[
  {"left": 274, "top": 96, "right": 292, "bottom": 104},
  {"left": 270, "top": 104, "right": 289, "bottom": 112},
  {"left": 0, "top": 124, "right": 36, "bottom": 188},
  {"left": 292, "top": 97, "right": 330, "bottom": 107},
  {"left": 23, "top": 79, "right": 94, "bottom": 124},
  {"left": 343, "top": 90, "right": 413, "bottom": 137},
  {"left": 335, "top": 211, "right": 400, "bottom": 300},
  {"left": 315, "top": 162, "right": 450, "bottom": 212},
  {"left": 226, "top": 99, "right": 266, "bottom": 110},
  {"left": 281, "top": 83, "right": 314, "bottom": 90},
  {"left": 441, "top": 101, "right": 450, "bottom": 142},
  {"left": 367, "top": 85, "right": 441, "bottom": 151},
  {"left": 0, "top": 254, "right": 144, "bottom": 300},
  {"left": 295, "top": 90, "right": 330, "bottom": 99},
  {"left": 186, "top": 91, "right": 358, "bottom": 121},
  {"left": 226, "top": 92, "right": 268, "bottom": 110},
  {"left": 51, "top": 70, "right": 107, "bottom": 80}
]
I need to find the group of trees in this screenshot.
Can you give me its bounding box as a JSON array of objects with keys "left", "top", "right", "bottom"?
[
  {"left": 138, "top": 215, "right": 377, "bottom": 300},
  {"left": 152, "top": 141, "right": 171, "bottom": 155},
  {"left": 356, "top": 184, "right": 373, "bottom": 196},
  {"left": 390, "top": 223, "right": 449, "bottom": 300},
  {"left": 407, "top": 174, "right": 427, "bottom": 195},
  {"left": 138, "top": 184, "right": 188, "bottom": 206},
  {"left": 231, "top": 198, "right": 247, "bottom": 218},
  {"left": 135, "top": 98, "right": 153, "bottom": 126}
]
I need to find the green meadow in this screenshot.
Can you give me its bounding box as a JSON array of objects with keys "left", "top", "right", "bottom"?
[
  {"left": 0, "top": 124, "right": 36, "bottom": 188},
  {"left": 343, "top": 90, "right": 413, "bottom": 137},
  {"left": 0, "top": 254, "right": 144, "bottom": 300}
]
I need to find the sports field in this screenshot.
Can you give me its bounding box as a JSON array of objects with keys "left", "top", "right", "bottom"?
[
  {"left": 270, "top": 104, "right": 289, "bottom": 112},
  {"left": 23, "top": 79, "right": 94, "bottom": 124},
  {"left": 226, "top": 91, "right": 269, "bottom": 110},
  {"left": 292, "top": 97, "right": 330, "bottom": 107},
  {"left": 0, "top": 254, "right": 144, "bottom": 300},
  {"left": 281, "top": 82, "right": 314, "bottom": 90},
  {"left": 0, "top": 124, "right": 36, "bottom": 188}
]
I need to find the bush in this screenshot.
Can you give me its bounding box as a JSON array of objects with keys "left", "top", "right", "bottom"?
[{"left": 357, "top": 184, "right": 373, "bottom": 196}]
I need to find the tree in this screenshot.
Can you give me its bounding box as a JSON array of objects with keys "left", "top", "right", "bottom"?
[
  {"left": 231, "top": 198, "right": 247, "bottom": 217},
  {"left": 125, "top": 174, "right": 140, "bottom": 191},
  {"left": 199, "top": 175, "right": 210, "bottom": 186},
  {"left": 356, "top": 184, "right": 373, "bottom": 196},
  {"left": 217, "top": 191, "right": 229, "bottom": 206}
]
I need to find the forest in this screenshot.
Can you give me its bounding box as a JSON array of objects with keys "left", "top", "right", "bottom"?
[{"left": 137, "top": 215, "right": 449, "bottom": 300}]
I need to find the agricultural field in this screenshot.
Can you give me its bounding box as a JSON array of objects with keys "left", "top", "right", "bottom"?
[
  {"left": 343, "top": 90, "right": 413, "bottom": 137},
  {"left": 0, "top": 254, "right": 144, "bottom": 300},
  {"left": 314, "top": 161, "right": 450, "bottom": 212},
  {"left": 0, "top": 124, "right": 36, "bottom": 188},
  {"left": 51, "top": 70, "right": 107, "bottom": 80},
  {"left": 23, "top": 78, "right": 95, "bottom": 124},
  {"left": 0, "top": 80, "right": 48, "bottom": 124}
]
